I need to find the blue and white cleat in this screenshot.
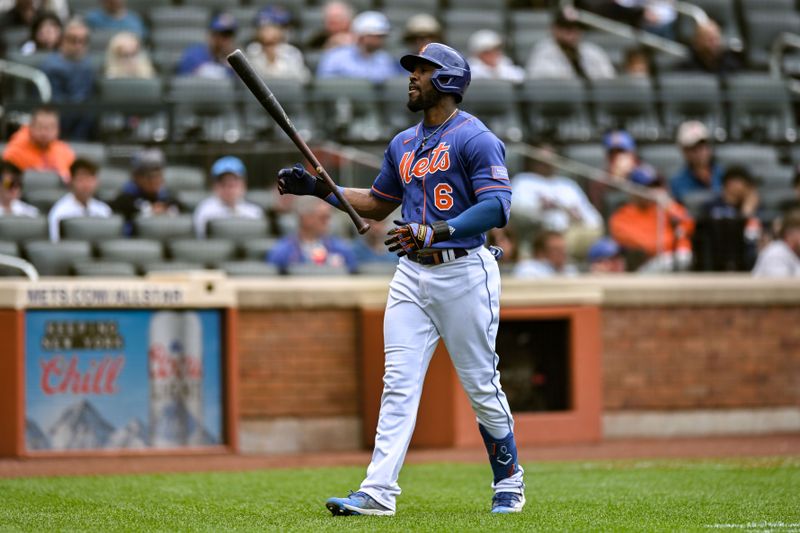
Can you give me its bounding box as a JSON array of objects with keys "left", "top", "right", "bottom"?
[
  {"left": 491, "top": 492, "right": 526, "bottom": 514},
  {"left": 325, "top": 491, "right": 395, "bottom": 516}
]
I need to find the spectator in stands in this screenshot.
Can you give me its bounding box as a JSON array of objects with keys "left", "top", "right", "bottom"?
[
  {"left": 779, "top": 166, "right": 800, "bottom": 214},
  {"left": 610, "top": 163, "right": 694, "bottom": 271},
  {"left": 2, "top": 106, "right": 75, "bottom": 183},
  {"left": 351, "top": 218, "right": 398, "bottom": 265},
  {"left": 41, "top": 17, "right": 95, "bottom": 140},
  {"left": 467, "top": 29, "right": 525, "bottom": 84},
  {"left": 694, "top": 165, "right": 761, "bottom": 270},
  {"left": 590, "top": 0, "right": 677, "bottom": 39},
  {"left": 753, "top": 210, "right": 800, "bottom": 277},
  {"left": 104, "top": 31, "right": 154, "bottom": 78},
  {"left": 514, "top": 230, "right": 578, "bottom": 278},
  {"left": 110, "top": 148, "right": 182, "bottom": 234},
  {"left": 20, "top": 11, "right": 62, "bottom": 56},
  {"left": 316, "top": 11, "right": 401, "bottom": 83},
  {"left": 245, "top": 6, "right": 310, "bottom": 82},
  {"left": 487, "top": 226, "right": 520, "bottom": 273},
  {"left": 307, "top": 0, "right": 355, "bottom": 51},
  {"left": 403, "top": 14, "right": 441, "bottom": 55},
  {"left": 267, "top": 196, "right": 357, "bottom": 274},
  {"left": 0, "top": 0, "right": 37, "bottom": 29},
  {"left": 526, "top": 6, "right": 615, "bottom": 81},
  {"left": 622, "top": 47, "right": 651, "bottom": 78},
  {"left": 587, "top": 129, "right": 639, "bottom": 211},
  {"left": 0, "top": 160, "right": 39, "bottom": 217},
  {"left": 587, "top": 237, "right": 626, "bottom": 273},
  {"left": 85, "top": 0, "right": 145, "bottom": 40},
  {"left": 682, "top": 19, "right": 741, "bottom": 77},
  {"left": 48, "top": 157, "right": 112, "bottom": 242},
  {"left": 511, "top": 143, "right": 603, "bottom": 260},
  {"left": 193, "top": 156, "right": 263, "bottom": 238},
  {"left": 669, "top": 120, "right": 723, "bottom": 205},
  {"left": 176, "top": 12, "right": 238, "bottom": 79}
]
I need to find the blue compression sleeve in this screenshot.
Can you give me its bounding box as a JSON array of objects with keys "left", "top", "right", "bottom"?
[{"left": 447, "top": 197, "right": 505, "bottom": 240}]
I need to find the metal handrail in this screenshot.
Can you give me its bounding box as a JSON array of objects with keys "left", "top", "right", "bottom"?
[
  {"left": 770, "top": 32, "right": 800, "bottom": 94},
  {"left": 510, "top": 143, "right": 669, "bottom": 260},
  {"left": 0, "top": 254, "right": 40, "bottom": 281},
  {"left": 0, "top": 60, "right": 51, "bottom": 102}
]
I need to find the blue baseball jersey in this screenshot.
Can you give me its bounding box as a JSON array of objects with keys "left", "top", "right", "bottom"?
[{"left": 370, "top": 111, "right": 512, "bottom": 250}]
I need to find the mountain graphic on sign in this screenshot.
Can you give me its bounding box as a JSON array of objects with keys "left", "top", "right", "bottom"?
[
  {"left": 151, "top": 398, "right": 217, "bottom": 447},
  {"left": 48, "top": 399, "right": 115, "bottom": 450},
  {"left": 26, "top": 418, "right": 51, "bottom": 450},
  {"left": 109, "top": 418, "right": 149, "bottom": 449}
]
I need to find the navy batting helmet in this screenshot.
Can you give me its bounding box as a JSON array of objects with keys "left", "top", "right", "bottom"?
[{"left": 400, "top": 43, "right": 471, "bottom": 102}]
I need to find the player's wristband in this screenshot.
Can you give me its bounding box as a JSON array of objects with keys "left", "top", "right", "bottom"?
[
  {"left": 322, "top": 186, "right": 343, "bottom": 208},
  {"left": 431, "top": 220, "right": 452, "bottom": 242},
  {"left": 312, "top": 179, "right": 343, "bottom": 208}
]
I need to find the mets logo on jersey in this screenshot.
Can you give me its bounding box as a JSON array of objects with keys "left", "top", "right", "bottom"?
[{"left": 399, "top": 142, "right": 451, "bottom": 184}]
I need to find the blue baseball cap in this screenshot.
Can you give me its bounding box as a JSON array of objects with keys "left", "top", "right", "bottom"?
[
  {"left": 211, "top": 156, "right": 246, "bottom": 179},
  {"left": 588, "top": 237, "right": 621, "bottom": 262},
  {"left": 210, "top": 12, "right": 237, "bottom": 33},
  {"left": 255, "top": 5, "right": 292, "bottom": 27},
  {"left": 603, "top": 130, "right": 636, "bottom": 152},
  {"left": 628, "top": 163, "right": 660, "bottom": 187}
]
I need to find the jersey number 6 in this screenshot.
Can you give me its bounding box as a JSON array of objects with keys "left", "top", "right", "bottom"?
[{"left": 434, "top": 183, "right": 454, "bottom": 211}]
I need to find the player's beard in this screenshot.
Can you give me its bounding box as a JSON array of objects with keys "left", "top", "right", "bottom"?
[{"left": 407, "top": 86, "right": 441, "bottom": 112}]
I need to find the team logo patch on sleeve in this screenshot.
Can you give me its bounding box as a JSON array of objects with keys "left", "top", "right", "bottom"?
[{"left": 491, "top": 166, "right": 509, "bottom": 181}]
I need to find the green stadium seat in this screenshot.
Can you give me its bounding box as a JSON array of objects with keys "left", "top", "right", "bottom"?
[
  {"left": 24, "top": 240, "right": 92, "bottom": 276},
  {"left": 22, "top": 170, "right": 62, "bottom": 192},
  {"left": 24, "top": 189, "right": 64, "bottom": 213},
  {"left": 241, "top": 237, "right": 278, "bottom": 260},
  {"left": 97, "top": 239, "right": 164, "bottom": 268},
  {"left": 164, "top": 165, "right": 206, "bottom": 191},
  {"left": 286, "top": 263, "right": 350, "bottom": 276},
  {"left": 72, "top": 261, "right": 138, "bottom": 277},
  {"left": 207, "top": 218, "right": 269, "bottom": 242},
  {"left": 168, "top": 238, "right": 236, "bottom": 267},
  {"left": 61, "top": 215, "right": 124, "bottom": 243},
  {"left": 143, "top": 261, "right": 206, "bottom": 275},
  {"left": 0, "top": 216, "right": 48, "bottom": 243},
  {"left": 134, "top": 215, "right": 195, "bottom": 241},
  {"left": 218, "top": 261, "right": 279, "bottom": 277}
]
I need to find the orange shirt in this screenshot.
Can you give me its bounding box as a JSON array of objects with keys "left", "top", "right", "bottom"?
[
  {"left": 610, "top": 201, "right": 695, "bottom": 257},
  {"left": 2, "top": 126, "right": 75, "bottom": 183}
]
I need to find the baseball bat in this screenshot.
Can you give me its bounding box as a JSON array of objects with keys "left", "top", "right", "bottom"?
[{"left": 226, "top": 49, "right": 370, "bottom": 235}]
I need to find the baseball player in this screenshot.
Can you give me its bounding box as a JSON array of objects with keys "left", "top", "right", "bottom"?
[{"left": 277, "top": 43, "right": 525, "bottom": 515}]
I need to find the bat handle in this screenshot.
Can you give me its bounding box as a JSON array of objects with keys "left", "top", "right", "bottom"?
[{"left": 316, "top": 167, "right": 370, "bottom": 235}]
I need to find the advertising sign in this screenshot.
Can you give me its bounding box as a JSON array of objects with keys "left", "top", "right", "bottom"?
[{"left": 24, "top": 309, "right": 223, "bottom": 452}]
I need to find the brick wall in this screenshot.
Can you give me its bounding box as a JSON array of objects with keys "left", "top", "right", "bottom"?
[
  {"left": 602, "top": 306, "right": 800, "bottom": 410},
  {"left": 238, "top": 309, "right": 359, "bottom": 419}
]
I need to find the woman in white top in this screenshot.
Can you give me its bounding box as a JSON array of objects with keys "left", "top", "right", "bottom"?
[{"left": 245, "top": 7, "right": 310, "bottom": 83}]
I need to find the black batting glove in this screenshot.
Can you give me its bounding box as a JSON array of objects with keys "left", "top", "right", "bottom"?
[
  {"left": 384, "top": 219, "right": 451, "bottom": 257},
  {"left": 276, "top": 163, "right": 329, "bottom": 198}
]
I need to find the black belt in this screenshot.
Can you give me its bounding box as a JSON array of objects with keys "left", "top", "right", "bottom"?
[{"left": 407, "top": 248, "right": 468, "bottom": 265}]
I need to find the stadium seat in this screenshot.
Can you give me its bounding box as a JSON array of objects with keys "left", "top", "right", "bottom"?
[
  {"left": 97, "top": 167, "right": 129, "bottom": 201},
  {"left": 382, "top": 0, "right": 439, "bottom": 14},
  {"left": 143, "top": 261, "right": 205, "bottom": 275},
  {"left": 241, "top": 237, "right": 278, "bottom": 260},
  {"left": 442, "top": 10, "right": 504, "bottom": 38},
  {"left": 242, "top": 78, "right": 313, "bottom": 141},
  {"left": 0, "top": 241, "right": 18, "bottom": 257},
  {"left": 459, "top": 79, "right": 523, "bottom": 142},
  {"left": 169, "top": 76, "right": 242, "bottom": 143},
  {"left": 218, "top": 261, "right": 279, "bottom": 277},
  {"left": 245, "top": 190, "right": 276, "bottom": 213},
  {"left": 603, "top": 189, "right": 629, "bottom": 219},
  {"left": 640, "top": 144, "right": 685, "bottom": 180},
  {"left": 380, "top": 76, "right": 419, "bottom": 136},
  {"left": 658, "top": 73, "right": 723, "bottom": 140},
  {"left": 520, "top": 79, "right": 592, "bottom": 142},
  {"left": 0, "top": 216, "right": 48, "bottom": 243},
  {"left": 311, "top": 78, "right": 384, "bottom": 142},
  {"left": 88, "top": 28, "right": 119, "bottom": 54},
  {"left": 61, "top": 215, "right": 124, "bottom": 243},
  {"left": 286, "top": 263, "right": 350, "bottom": 276},
  {"left": 510, "top": 28, "right": 549, "bottom": 66},
  {"left": 715, "top": 143, "right": 779, "bottom": 170},
  {"left": 207, "top": 218, "right": 269, "bottom": 242},
  {"left": 24, "top": 189, "right": 64, "bottom": 213},
  {"left": 591, "top": 77, "right": 661, "bottom": 141},
  {"left": 758, "top": 165, "right": 795, "bottom": 188},
  {"left": 726, "top": 74, "right": 797, "bottom": 142},
  {"left": 741, "top": 9, "right": 800, "bottom": 68},
  {"left": 563, "top": 144, "right": 606, "bottom": 171},
  {"left": 682, "top": 189, "right": 716, "bottom": 218},
  {"left": 164, "top": 166, "right": 205, "bottom": 191},
  {"left": 760, "top": 186, "right": 796, "bottom": 214},
  {"left": 149, "top": 6, "right": 210, "bottom": 30},
  {"left": 22, "top": 170, "right": 62, "bottom": 191},
  {"left": 70, "top": 142, "right": 107, "bottom": 165},
  {"left": 358, "top": 261, "right": 398, "bottom": 276},
  {"left": 168, "top": 239, "right": 236, "bottom": 267},
  {"left": 134, "top": 215, "right": 195, "bottom": 241},
  {"left": 24, "top": 240, "right": 92, "bottom": 276},
  {"left": 98, "top": 78, "right": 167, "bottom": 143},
  {"left": 176, "top": 190, "right": 209, "bottom": 212},
  {"left": 582, "top": 32, "right": 634, "bottom": 70},
  {"left": 97, "top": 239, "right": 164, "bottom": 268},
  {"left": 72, "top": 261, "right": 138, "bottom": 277}
]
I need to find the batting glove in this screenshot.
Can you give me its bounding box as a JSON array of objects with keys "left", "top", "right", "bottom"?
[
  {"left": 276, "top": 163, "right": 328, "bottom": 197},
  {"left": 385, "top": 219, "right": 451, "bottom": 257}
]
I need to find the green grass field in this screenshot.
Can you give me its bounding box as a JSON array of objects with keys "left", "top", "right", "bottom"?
[{"left": 1, "top": 457, "right": 798, "bottom": 532}]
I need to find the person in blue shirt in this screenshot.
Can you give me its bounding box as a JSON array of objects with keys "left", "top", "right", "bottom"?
[
  {"left": 316, "top": 10, "right": 402, "bottom": 83},
  {"left": 177, "top": 12, "right": 238, "bottom": 79},
  {"left": 267, "top": 195, "right": 358, "bottom": 274},
  {"left": 85, "top": 0, "right": 146, "bottom": 40},
  {"left": 669, "top": 120, "right": 724, "bottom": 204},
  {"left": 41, "top": 18, "right": 95, "bottom": 140},
  {"left": 350, "top": 218, "right": 400, "bottom": 264}
]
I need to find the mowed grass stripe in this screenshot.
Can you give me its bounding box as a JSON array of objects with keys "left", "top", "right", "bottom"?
[{"left": 0, "top": 458, "right": 798, "bottom": 532}]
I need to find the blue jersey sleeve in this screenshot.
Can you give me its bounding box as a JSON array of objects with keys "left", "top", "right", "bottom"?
[
  {"left": 370, "top": 145, "right": 404, "bottom": 204},
  {"left": 462, "top": 132, "right": 512, "bottom": 225}
]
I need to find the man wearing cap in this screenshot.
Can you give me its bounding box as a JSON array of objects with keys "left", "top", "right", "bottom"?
[
  {"left": 670, "top": 120, "right": 724, "bottom": 205},
  {"left": 610, "top": 163, "right": 694, "bottom": 271},
  {"left": 177, "top": 12, "right": 238, "bottom": 79},
  {"left": 48, "top": 157, "right": 112, "bottom": 242},
  {"left": 526, "top": 6, "right": 615, "bottom": 80},
  {"left": 587, "top": 129, "right": 639, "bottom": 211},
  {"left": 0, "top": 160, "right": 39, "bottom": 217},
  {"left": 193, "top": 156, "right": 263, "bottom": 238},
  {"left": 2, "top": 106, "right": 75, "bottom": 184},
  {"left": 513, "top": 230, "right": 579, "bottom": 278},
  {"left": 110, "top": 148, "right": 182, "bottom": 234},
  {"left": 245, "top": 6, "right": 310, "bottom": 82},
  {"left": 402, "top": 14, "right": 441, "bottom": 55},
  {"left": 587, "top": 237, "right": 626, "bottom": 273},
  {"left": 467, "top": 29, "right": 525, "bottom": 83},
  {"left": 316, "top": 10, "right": 402, "bottom": 83}
]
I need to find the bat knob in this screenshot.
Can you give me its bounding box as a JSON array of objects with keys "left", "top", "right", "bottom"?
[{"left": 357, "top": 222, "right": 371, "bottom": 235}]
